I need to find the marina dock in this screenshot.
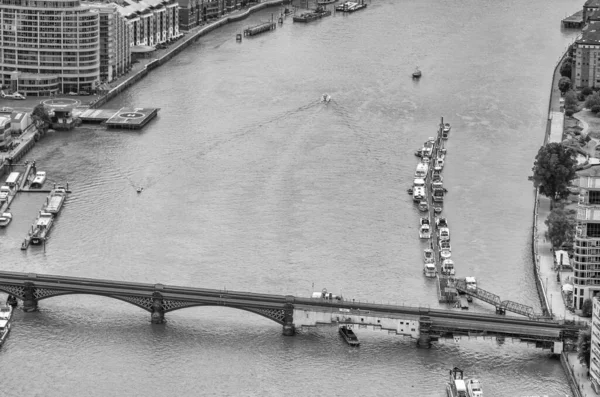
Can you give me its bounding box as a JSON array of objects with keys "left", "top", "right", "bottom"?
[
  {"left": 78, "top": 107, "right": 159, "bottom": 130},
  {"left": 243, "top": 21, "right": 276, "bottom": 36}
]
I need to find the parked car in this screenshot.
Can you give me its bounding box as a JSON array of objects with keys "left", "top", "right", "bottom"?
[
  {"left": 68, "top": 91, "right": 78, "bottom": 96},
  {"left": 79, "top": 90, "right": 90, "bottom": 96}
]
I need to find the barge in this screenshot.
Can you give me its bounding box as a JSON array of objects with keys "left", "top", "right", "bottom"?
[
  {"left": 44, "top": 186, "right": 67, "bottom": 214},
  {"left": 293, "top": 6, "right": 331, "bottom": 22}
]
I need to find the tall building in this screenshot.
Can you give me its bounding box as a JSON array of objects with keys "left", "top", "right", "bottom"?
[
  {"left": 0, "top": 0, "right": 100, "bottom": 96},
  {"left": 591, "top": 297, "right": 600, "bottom": 392},
  {"left": 86, "top": 2, "right": 131, "bottom": 83},
  {"left": 574, "top": 172, "right": 600, "bottom": 311},
  {"left": 572, "top": 21, "right": 600, "bottom": 89}
]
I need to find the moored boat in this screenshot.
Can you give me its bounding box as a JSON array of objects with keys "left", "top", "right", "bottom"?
[
  {"left": 30, "top": 212, "right": 53, "bottom": 245},
  {"left": 293, "top": 5, "right": 332, "bottom": 22},
  {"left": 446, "top": 367, "right": 467, "bottom": 397},
  {"left": 423, "top": 262, "right": 437, "bottom": 277},
  {"left": 419, "top": 223, "right": 431, "bottom": 239},
  {"left": 423, "top": 248, "right": 434, "bottom": 263},
  {"left": 441, "top": 259, "right": 455, "bottom": 276},
  {"left": 436, "top": 217, "right": 448, "bottom": 229},
  {"left": 0, "top": 303, "right": 12, "bottom": 320},
  {"left": 44, "top": 185, "right": 67, "bottom": 214},
  {"left": 30, "top": 171, "right": 46, "bottom": 189},
  {"left": 0, "top": 212, "right": 12, "bottom": 227},
  {"left": 412, "top": 67, "right": 422, "bottom": 79},
  {"left": 418, "top": 200, "right": 428, "bottom": 212},
  {"left": 438, "top": 226, "right": 450, "bottom": 241},
  {"left": 339, "top": 325, "right": 360, "bottom": 346},
  {"left": 335, "top": 1, "right": 367, "bottom": 12},
  {"left": 413, "top": 186, "right": 425, "bottom": 202},
  {"left": 466, "top": 379, "right": 483, "bottom": 397},
  {"left": 440, "top": 249, "right": 452, "bottom": 260}
]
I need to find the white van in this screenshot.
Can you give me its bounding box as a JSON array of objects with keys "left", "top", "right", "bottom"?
[{"left": 5, "top": 172, "right": 20, "bottom": 189}]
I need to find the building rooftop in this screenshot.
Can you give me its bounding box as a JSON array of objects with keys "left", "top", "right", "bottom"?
[
  {"left": 585, "top": 0, "right": 600, "bottom": 8},
  {"left": 578, "top": 21, "right": 600, "bottom": 44}
]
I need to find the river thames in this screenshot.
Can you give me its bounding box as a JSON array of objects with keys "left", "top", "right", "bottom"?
[{"left": 0, "top": 0, "right": 586, "bottom": 395}]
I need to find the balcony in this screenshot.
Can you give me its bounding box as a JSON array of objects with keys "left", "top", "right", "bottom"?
[{"left": 578, "top": 206, "right": 600, "bottom": 221}]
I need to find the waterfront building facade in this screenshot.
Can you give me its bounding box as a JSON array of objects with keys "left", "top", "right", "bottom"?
[
  {"left": 591, "top": 297, "right": 600, "bottom": 392},
  {"left": 572, "top": 21, "right": 600, "bottom": 89},
  {"left": 0, "top": 0, "right": 100, "bottom": 96},
  {"left": 117, "top": 0, "right": 180, "bottom": 48},
  {"left": 574, "top": 173, "right": 600, "bottom": 311},
  {"left": 585, "top": 0, "right": 600, "bottom": 24},
  {"left": 86, "top": 2, "right": 131, "bottom": 83},
  {"left": 177, "top": 0, "right": 238, "bottom": 31}
]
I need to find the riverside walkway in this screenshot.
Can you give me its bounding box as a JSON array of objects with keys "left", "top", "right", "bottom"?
[{"left": 0, "top": 270, "right": 586, "bottom": 350}]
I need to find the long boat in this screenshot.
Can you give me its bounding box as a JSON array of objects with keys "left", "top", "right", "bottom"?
[
  {"left": 30, "top": 212, "right": 54, "bottom": 245},
  {"left": 44, "top": 186, "right": 67, "bottom": 214},
  {"left": 293, "top": 6, "right": 331, "bottom": 22}
]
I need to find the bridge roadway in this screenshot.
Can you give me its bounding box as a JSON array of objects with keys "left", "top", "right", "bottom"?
[{"left": 0, "top": 271, "right": 586, "bottom": 349}]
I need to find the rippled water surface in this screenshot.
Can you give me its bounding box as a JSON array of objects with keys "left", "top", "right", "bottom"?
[{"left": 0, "top": 0, "right": 585, "bottom": 395}]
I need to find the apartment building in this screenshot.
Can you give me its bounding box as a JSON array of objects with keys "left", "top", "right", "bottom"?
[
  {"left": 574, "top": 173, "right": 600, "bottom": 312},
  {"left": 572, "top": 21, "right": 600, "bottom": 89},
  {"left": 116, "top": 0, "right": 179, "bottom": 48},
  {"left": 0, "top": 0, "right": 100, "bottom": 96},
  {"left": 585, "top": 0, "right": 600, "bottom": 24},
  {"left": 86, "top": 2, "right": 131, "bottom": 83}
]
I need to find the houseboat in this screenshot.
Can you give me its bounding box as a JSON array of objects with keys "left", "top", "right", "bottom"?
[
  {"left": 30, "top": 171, "right": 47, "bottom": 189},
  {"left": 293, "top": 6, "right": 331, "bottom": 22},
  {"left": 30, "top": 212, "right": 53, "bottom": 245},
  {"left": 0, "top": 212, "right": 12, "bottom": 227},
  {"left": 446, "top": 367, "right": 467, "bottom": 397},
  {"left": 423, "top": 262, "right": 437, "bottom": 277},
  {"left": 339, "top": 325, "right": 360, "bottom": 346},
  {"left": 441, "top": 259, "right": 455, "bottom": 276},
  {"left": 44, "top": 186, "right": 67, "bottom": 214},
  {"left": 413, "top": 186, "right": 425, "bottom": 202}
]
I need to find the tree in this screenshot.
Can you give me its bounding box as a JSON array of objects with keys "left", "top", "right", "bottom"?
[
  {"left": 577, "top": 328, "right": 592, "bottom": 368},
  {"left": 532, "top": 143, "right": 577, "bottom": 200},
  {"left": 565, "top": 108, "right": 575, "bottom": 117},
  {"left": 585, "top": 92, "right": 600, "bottom": 109},
  {"left": 583, "top": 87, "right": 594, "bottom": 97},
  {"left": 545, "top": 207, "right": 576, "bottom": 249},
  {"left": 582, "top": 298, "right": 593, "bottom": 317},
  {"left": 31, "top": 104, "right": 51, "bottom": 134},
  {"left": 564, "top": 90, "right": 579, "bottom": 109},
  {"left": 559, "top": 76, "right": 572, "bottom": 94},
  {"left": 560, "top": 58, "right": 573, "bottom": 78},
  {"left": 592, "top": 105, "right": 600, "bottom": 114}
]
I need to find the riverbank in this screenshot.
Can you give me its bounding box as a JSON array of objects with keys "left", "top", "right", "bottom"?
[{"left": 91, "top": 0, "right": 290, "bottom": 109}]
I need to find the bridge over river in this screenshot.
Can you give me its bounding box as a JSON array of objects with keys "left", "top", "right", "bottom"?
[{"left": 0, "top": 271, "right": 587, "bottom": 352}]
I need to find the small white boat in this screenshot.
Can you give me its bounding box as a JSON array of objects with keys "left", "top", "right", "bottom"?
[
  {"left": 466, "top": 379, "right": 483, "bottom": 397},
  {"left": 419, "top": 223, "right": 431, "bottom": 239},
  {"left": 440, "top": 249, "right": 452, "bottom": 260},
  {"left": 438, "top": 227, "right": 450, "bottom": 241},
  {"left": 439, "top": 239, "right": 451, "bottom": 252},
  {"left": 443, "top": 123, "right": 451, "bottom": 133},
  {"left": 0, "top": 212, "right": 12, "bottom": 227},
  {"left": 137, "top": 187, "right": 144, "bottom": 193},
  {"left": 434, "top": 206, "right": 443, "bottom": 214},
  {"left": 447, "top": 367, "right": 467, "bottom": 397},
  {"left": 413, "top": 186, "right": 425, "bottom": 202},
  {"left": 30, "top": 171, "right": 46, "bottom": 189},
  {"left": 423, "top": 248, "right": 434, "bottom": 263},
  {"left": 418, "top": 200, "right": 428, "bottom": 212},
  {"left": 423, "top": 262, "right": 436, "bottom": 277},
  {"left": 321, "top": 93, "right": 331, "bottom": 103},
  {"left": 442, "top": 259, "right": 455, "bottom": 276},
  {"left": 434, "top": 158, "right": 444, "bottom": 171}
]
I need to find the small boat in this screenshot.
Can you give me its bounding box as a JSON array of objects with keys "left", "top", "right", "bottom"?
[
  {"left": 440, "top": 249, "right": 452, "bottom": 260},
  {"left": 0, "top": 212, "right": 12, "bottom": 227},
  {"left": 434, "top": 206, "right": 443, "bottom": 214},
  {"left": 436, "top": 217, "right": 449, "bottom": 229},
  {"left": 446, "top": 367, "right": 467, "bottom": 397},
  {"left": 0, "top": 317, "right": 11, "bottom": 347},
  {"left": 321, "top": 93, "right": 331, "bottom": 103},
  {"left": 339, "top": 325, "right": 360, "bottom": 346},
  {"left": 419, "top": 223, "right": 431, "bottom": 239},
  {"left": 137, "top": 187, "right": 143, "bottom": 193},
  {"left": 438, "top": 227, "right": 450, "bottom": 241},
  {"left": 443, "top": 123, "right": 451, "bottom": 133},
  {"left": 414, "top": 149, "right": 422, "bottom": 157},
  {"left": 466, "top": 379, "right": 483, "bottom": 397},
  {"left": 424, "top": 248, "right": 434, "bottom": 263},
  {"left": 412, "top": 67, "right": 422, "bottom": 79},
  {"left": 423, "top": 262, "right": 437, "bottom": 277},
  {"left": 418, "top": 200, "right": 428, "bottom": 212},
  {"left": 439, "top": 239, "right": 451, "bottom": 252},
  {"left": 441, "top": 259, "right": 455, "bottom": 276},
  {"left": 407, "top": 188, "right": 413, "bottom": 195},
  {"left": 335, "top": 1, "right": 367, "bottom": 12},
  {"left": 413, "top": 186, "right": 425, "bottom": 202},
  {"left": 421, "top": 157, "right": 430, "bottom": 164},
  {"left": 30, "top": 171, "right": 47, "bottom": 189}
]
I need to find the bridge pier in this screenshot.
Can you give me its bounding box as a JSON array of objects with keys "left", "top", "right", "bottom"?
[
  {"left": 151, "top": 292, "right": 165, "bottom": 324},
  {"left": 282, "top": 302, "right": 295, "bottom": 336},
  {"left": 22, "top": 281, "right": 37, "bottom": 312}
]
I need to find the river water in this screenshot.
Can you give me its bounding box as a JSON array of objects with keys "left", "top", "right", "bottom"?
[{"left": 0, "top": 0, "right": 585, "bottom": 395}]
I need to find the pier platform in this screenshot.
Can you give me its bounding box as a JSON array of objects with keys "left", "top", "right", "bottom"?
[
  {"left": 562, "top": 10, "right": 584, "bottom": 29},
  {"left": 243, "top": 21, "right": 276, "bottom": 36},
  {"left": 78, "top": 107, "right": 159, "bottom": 130}
]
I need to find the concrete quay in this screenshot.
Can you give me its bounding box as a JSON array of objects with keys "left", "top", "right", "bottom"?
[{"left": 92, "top": 0, "right": 291, "bottom": 109}]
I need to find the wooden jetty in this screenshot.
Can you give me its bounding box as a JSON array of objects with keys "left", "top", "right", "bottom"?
[
  {"left": 243, "top": 21, "right": 276, "bottom": 36},
  {"left": 78, "top": 107, "right": 159, "bottom": 130},
  {"left": 562, "top": 10, "right": 584, "bottom": 29}
]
